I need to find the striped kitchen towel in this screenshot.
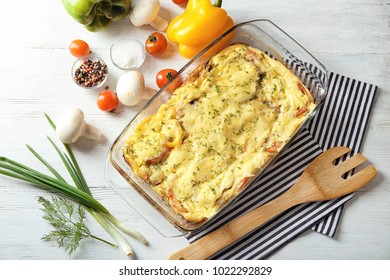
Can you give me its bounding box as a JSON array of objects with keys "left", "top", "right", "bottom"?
[
  {"left": 308, "top": 72, "right": 377, "bottom": 237},
  {"left": 186, "top": 72, "right": 378, "bottom": 259}
]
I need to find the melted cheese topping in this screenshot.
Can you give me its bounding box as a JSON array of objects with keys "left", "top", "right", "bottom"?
[{"left": 123, "top": 44, "right": 315, "bottom": 223}]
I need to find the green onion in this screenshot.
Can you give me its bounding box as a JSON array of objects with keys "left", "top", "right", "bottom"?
[{"left": 0, "top": 156, "right": 108, "bottom": 214}]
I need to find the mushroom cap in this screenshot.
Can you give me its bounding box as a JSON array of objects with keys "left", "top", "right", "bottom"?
[
  {"left": 116, "top": 70, "right": 145, "bottom": 106},
  {"left": 56, "top": 108, "right": 86, "bottom": 144},
  {"left": 129, "top": 0, "right": 160, "bottom": 26}
]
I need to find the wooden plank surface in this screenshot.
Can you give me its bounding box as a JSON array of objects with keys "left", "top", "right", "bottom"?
[{"left": 0, "top": 0, "right": 389, "bottom": 260}]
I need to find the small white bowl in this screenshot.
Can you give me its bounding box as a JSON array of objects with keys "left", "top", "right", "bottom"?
[
  {"left": 72, "top": 55, "right": 108, "bottom": 89},
  {"left": 110, "top": 37, "right": 146, "bottom": 70}
]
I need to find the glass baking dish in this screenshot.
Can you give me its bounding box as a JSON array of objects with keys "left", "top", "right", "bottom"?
[{"left": 105, "top": 19, "right": 328, "bottom": 237}]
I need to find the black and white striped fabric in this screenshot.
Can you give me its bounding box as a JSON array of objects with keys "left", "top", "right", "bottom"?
[
  {"left": 308, "top": 72, "right": 378, "bottom": 236},
  {"left": 186, "top": 72, "right": 378, "bottom": 259}
]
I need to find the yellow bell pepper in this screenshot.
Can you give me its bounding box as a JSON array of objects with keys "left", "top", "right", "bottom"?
[{"left": 167, "top": 0, "right": 235, "bottom": 59}]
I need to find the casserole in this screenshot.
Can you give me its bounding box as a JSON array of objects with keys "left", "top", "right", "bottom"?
[{"left": 106, "top": 20, "right": 328, "bottom": 235}]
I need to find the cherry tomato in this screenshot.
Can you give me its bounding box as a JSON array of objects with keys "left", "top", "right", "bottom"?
[
  {"left": 69, "top": 39, "right": 90, "bottom": 57},
  {"left": 156, "top": 69, "right": 183, "bottom": 93},
  {"left": 145, "top": 32, "right": 168, "bottom": 56},
  {"left": 97, "top": 90, "right": 119, "bottom": 112},
  {"left": 156, "top": 69, "right": 180, "bottom": 89},
  {"left": 172, "top": 0, "right": 188, "bottom": 5}
]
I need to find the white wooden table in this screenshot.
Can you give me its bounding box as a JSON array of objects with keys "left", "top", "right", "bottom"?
[{"left": 0, "top": 0, "right": 389, "bottom": 260}]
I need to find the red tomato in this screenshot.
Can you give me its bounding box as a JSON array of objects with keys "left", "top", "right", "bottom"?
[
  {"left": 172, "top": 0, "right": 188, "bottom": 5},
  {"left": 156, "top": 69, "right": 182, "bottom": 91},
  {"left": 69, "top": 39, "right": 90, "bottom": 57},
  {"left": 97, "top": 90, "right": 119, "bottom": 112},
  {"left": 145, "top": 32, "right": 168, "bottom": 56}
]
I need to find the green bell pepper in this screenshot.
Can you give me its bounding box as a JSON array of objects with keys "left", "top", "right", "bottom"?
[{"left": 62, "top": 0, "right": 132, "bottom": 32}]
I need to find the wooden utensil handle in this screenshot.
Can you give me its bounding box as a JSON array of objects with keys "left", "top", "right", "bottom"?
[{"left": 168, "top": 188, "right": 301, "bottom": 260}]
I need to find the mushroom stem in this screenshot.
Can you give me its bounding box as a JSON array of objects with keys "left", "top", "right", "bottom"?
[
  {"left": 83, "top": 124, "right": 101, "bottom": 142},
  {"left": 149, "top": 15, "right": 168, "bottom": 31}
]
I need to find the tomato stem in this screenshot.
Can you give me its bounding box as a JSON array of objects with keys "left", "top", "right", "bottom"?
[{"left": 149, "top": 35, "right": 157, "bottom": 43}]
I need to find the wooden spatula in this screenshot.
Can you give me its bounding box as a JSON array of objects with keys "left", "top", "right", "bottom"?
[{"left": 169, "top": 146, "right": 377, "bottom": 260}]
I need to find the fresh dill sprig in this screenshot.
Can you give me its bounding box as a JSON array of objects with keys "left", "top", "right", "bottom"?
[{"left": 39, "top": 196, "right": 116, "bottom": 255}]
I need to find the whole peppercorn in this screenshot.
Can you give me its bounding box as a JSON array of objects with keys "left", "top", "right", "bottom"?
[{"left": 73, "top": 59, "right": 108, "bottom": 88}]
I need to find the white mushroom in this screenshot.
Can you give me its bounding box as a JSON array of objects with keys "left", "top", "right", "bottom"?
[
  {"left": 116, "top": 70, "right": 145, "bottom": 106},
  {"left": 56, "top": 108, "right": 101, "bottom": 144},
  {"left": 129, "top": 0, "right": 168, "bottom": 31}
]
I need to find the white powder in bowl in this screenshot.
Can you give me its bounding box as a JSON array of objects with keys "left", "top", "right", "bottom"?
[{"left": 110, "top": 38, "right": 146, "bottom": 70}]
